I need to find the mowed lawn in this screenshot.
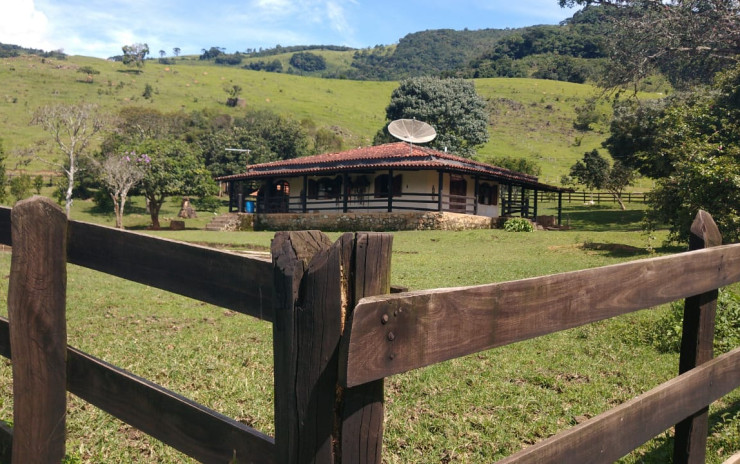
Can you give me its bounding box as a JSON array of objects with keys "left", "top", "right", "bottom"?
[{"left": 0, "top": 201, "right": 738, "bottom": 463}]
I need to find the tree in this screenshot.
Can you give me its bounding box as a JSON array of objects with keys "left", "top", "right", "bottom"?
[
  {"left": 173, "top": 47, "right": 181, "bottom": 58},
  {"left": 289, "top": 52, "right": 326, "bottom": 72},
  {"left": 134, "top": 139, "right": 217, "bottom": 229},
  {"left": 641, "top": 64, "right": 740, "bottom": 242},
  {"left": 225, "top": 85, "right": 242, "bottom": 107},
  {"left": 568, "top": 149, "right": 636, "bottom": 210},
  {"left": 380, "top": 77, "right": 489, "bottom": 157},
  {"left": 96, "top": 151, "right": 148, "bottom": 229},
  {"left": 159, "top": 50, "right": 166, "bottom": 59},
  {"left": 488, "top": 156, "right": 542, "bottom": 176},
  {"left": 9, "top": 174, "right": 31, "bottom": 202},
  {"left": 558, "top": 1, "right": 740, "bottom": 89},
  {"left": 30, "top": 103, "right": 109, "bottom": 217},
  {"left": 121, "top": 43, "right": 149, "bottom": 69}
]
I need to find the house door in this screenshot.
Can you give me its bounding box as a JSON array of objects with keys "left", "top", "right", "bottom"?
[{"left": 449, "top": 177, "right": 467, "bottom": 213}]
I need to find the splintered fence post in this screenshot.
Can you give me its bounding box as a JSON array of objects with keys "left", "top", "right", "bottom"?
[
  {"left": 272, "top": 230, "right": 335, "bottom": 463},
  {"left": 7, "top": 196, "right": 68, "bottom": 463},
  {"left": 272, "top": 231, "right": 391, "bottom": 464},
  {"left": 673, "top": 210, "right": 722, "bottom": 464}
]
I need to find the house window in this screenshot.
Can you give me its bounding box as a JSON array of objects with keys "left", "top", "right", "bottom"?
[
  {"left": 374, "top": 174, "right": 402, "bottom": 198},
  {"left": 478, "top": 183, "right": 499, "bottom": 205},
  {"left": 273, "top": 180, "right": 290, "bottom": 196},
  {"left": 314, "top": 177, "right": 341, "bottom": 199}
]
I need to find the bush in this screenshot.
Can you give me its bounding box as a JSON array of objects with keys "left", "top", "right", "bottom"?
[
  {"left": 192, "top": 195, "right": 223, "bottom": 212},
  {"left": 649, "top": 289, "right": 740, "bottom": 354},
  {"left": 503, "top": 217, "right": 534, "bottom": 232},
  {"left": 92, "top": 189, "right": 114, "bottom": 213}
]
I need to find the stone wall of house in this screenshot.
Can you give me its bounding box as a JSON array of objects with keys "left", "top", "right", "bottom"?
[{"left": 247, "top": 211, "right": 495, "bottom": 232}]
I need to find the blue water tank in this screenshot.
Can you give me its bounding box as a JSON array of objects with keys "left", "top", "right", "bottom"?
[{"left": 245, "top": 200, "right": 255, "bottom": 213}]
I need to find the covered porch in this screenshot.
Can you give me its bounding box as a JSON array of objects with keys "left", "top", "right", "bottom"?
[{"left": 217, "top": 143, "right": 569, "bottom": 227}]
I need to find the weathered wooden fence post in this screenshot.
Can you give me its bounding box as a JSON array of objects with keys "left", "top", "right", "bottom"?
[
  {"left": 673, "top": 210, "right": 722, "bottom": 464},
  {"left": 7, "top": 196, "right": 68, "bottom": 463},
  {"left": 272, "top": 231, "right": 391, "bottom": 463}
]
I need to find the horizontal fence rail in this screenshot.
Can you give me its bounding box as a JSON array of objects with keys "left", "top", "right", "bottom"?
[
  {"left": 497, "top": 347, "right": 740, "bottom": 464},
  {"left": 0, "top": 207, "right": 275, "bottom": 322},
  {"left": 340, "top": 242, "right": 740, "bottom": 387},
  {"left": 1, "top": 199, "right": 737, "bottom": 464},
  {"left": 0, "top": 317, "right": 275, "bottom": 464}
]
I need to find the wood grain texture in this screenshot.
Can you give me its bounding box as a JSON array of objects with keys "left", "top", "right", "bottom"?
[
  {"left": 0, "top": 317, "right": 274, "bottom": 464},
  {"left": 67, "top": 220, "right": 275, "bottom": 321},
  {"left": 340, "top": 233, "right": 392, "bottom": 464},
  {"left": 271, "top": 230, "right": 334, "bottom": 464},
  {"left": 496, "top": 347, "right": 740, "bottom": 464},
  {"left": 341, "top": 242, "right": 740, "bottom": 387},
  {"left": 674, "top": 210, "right": 722, "bottom": 464},
  {"left": 7, "top": 196, "right": 67, "bottom": 464}
]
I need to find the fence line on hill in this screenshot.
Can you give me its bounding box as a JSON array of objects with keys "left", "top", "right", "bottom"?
[
  {"left": 0, "top": 197, "right": 737, "bottom": 463},
  {"left": 529, "top": 190, "right": 648, "bottom": 204}
]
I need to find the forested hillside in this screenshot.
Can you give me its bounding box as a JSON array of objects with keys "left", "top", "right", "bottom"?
[{"left": 208, "top": 7, "right": 613, "bottom": 84}]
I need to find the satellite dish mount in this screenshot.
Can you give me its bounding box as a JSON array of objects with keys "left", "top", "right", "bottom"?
[{"left": 388, "top": 119, "right": 437, "bottom": 150}]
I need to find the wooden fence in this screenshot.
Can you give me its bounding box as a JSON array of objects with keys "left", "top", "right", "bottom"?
[{"left": 0, "top": 196, "right": 738, "bottom": 463}]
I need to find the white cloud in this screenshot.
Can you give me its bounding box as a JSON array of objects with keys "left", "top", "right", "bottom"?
[{"left": 0, "top": 0, "right": 58, "bottom": 50}]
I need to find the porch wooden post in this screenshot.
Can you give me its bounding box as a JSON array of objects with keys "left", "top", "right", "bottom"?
[
  {"left": 673, "top": 210, "right": 722, "bottom": 464},
  {"left": 507, "top": 184, "right": 513, "bottom": 215},
  {"left": 228, "top": 181, "right": 235, "bottom": 212},
  {"left": 437, "top": 171, "right": 443, "bottom": 212},
  {"left": 533, "top": 188, "right": 538, "bottom": 221},
  {"left": 557, "top": 191, "right": 563, "bottom": 225},
  {"left": 302, "top": 175, "right": 308, "bottom": 213},
  {"left": 8, "top": 196, "right": 68, "bottom": 464},
  {"left": 343, "top": 172, "right": 349, "bottom": 213},
  {"left": 387, "top": 169, "right": 393, "bottom": 213},
  {"left": 473, "top": 176, "right": 479, "bottom": 215},
  {"left": 264, "top": 179, "right": 271, "bottom": 214}
]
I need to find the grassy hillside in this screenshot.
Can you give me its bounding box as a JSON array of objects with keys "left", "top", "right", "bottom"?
[{"left": 0, "top": 53, "right": 656, "bottom": 185}]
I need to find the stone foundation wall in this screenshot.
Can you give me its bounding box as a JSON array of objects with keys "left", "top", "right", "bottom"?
[{"left": 249, "top": 211, "right": 495, "bottom": 232}]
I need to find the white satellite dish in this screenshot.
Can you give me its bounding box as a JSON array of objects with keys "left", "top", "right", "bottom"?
[{"left": 388, "top": 119, "right": 437, "bottom": 144}]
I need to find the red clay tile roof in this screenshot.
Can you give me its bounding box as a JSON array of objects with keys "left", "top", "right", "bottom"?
[{"left": 216, "top": 142, "right": 565, "bottom": 192}]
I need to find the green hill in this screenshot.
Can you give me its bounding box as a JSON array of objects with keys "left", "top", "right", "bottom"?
[{"left": 0, "top": 52, "right": 658, "bottom": 184}]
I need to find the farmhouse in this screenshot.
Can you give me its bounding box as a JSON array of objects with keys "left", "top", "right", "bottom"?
[{"left": 216, "top": 142, "right": 568, "bottom": 231}]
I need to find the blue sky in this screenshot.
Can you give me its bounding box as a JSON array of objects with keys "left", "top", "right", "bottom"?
[{"left": 1, "top": 0, "right": 579, "bottom": 59}]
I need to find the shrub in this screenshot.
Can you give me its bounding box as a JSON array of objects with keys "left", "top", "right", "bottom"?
[
  {"left": 192, "top": 195, "right": 223, "bottom": 212},
  {"left": 503, "top": 217, "right": 534, "bottom": 232},
  {"left": 9, "top": 174, "right": 32, "bottom": 202},
  {"left": 649, "top": 289, "right": 740, "bottom": 354}
]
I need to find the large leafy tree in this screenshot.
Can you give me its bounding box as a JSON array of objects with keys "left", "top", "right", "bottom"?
[
  {"left": 642, "top": 65, "right": 740, "bottom": 242},
  {"left": 378, "top": 77, "right": 489, "bottom": 157},
  {"left": 134, "top": 139, "right": 216, "bottom": 229},
  {"left": 558, "top": 1, "right": 740, "bottom": 89}
]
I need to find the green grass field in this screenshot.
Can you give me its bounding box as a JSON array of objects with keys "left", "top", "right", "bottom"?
[
  {"left": 0, "top": 53, "right": 658, "bottom": 188},
  {"left": 0, "top": 201, "right": 737, "bottom": 463}
]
